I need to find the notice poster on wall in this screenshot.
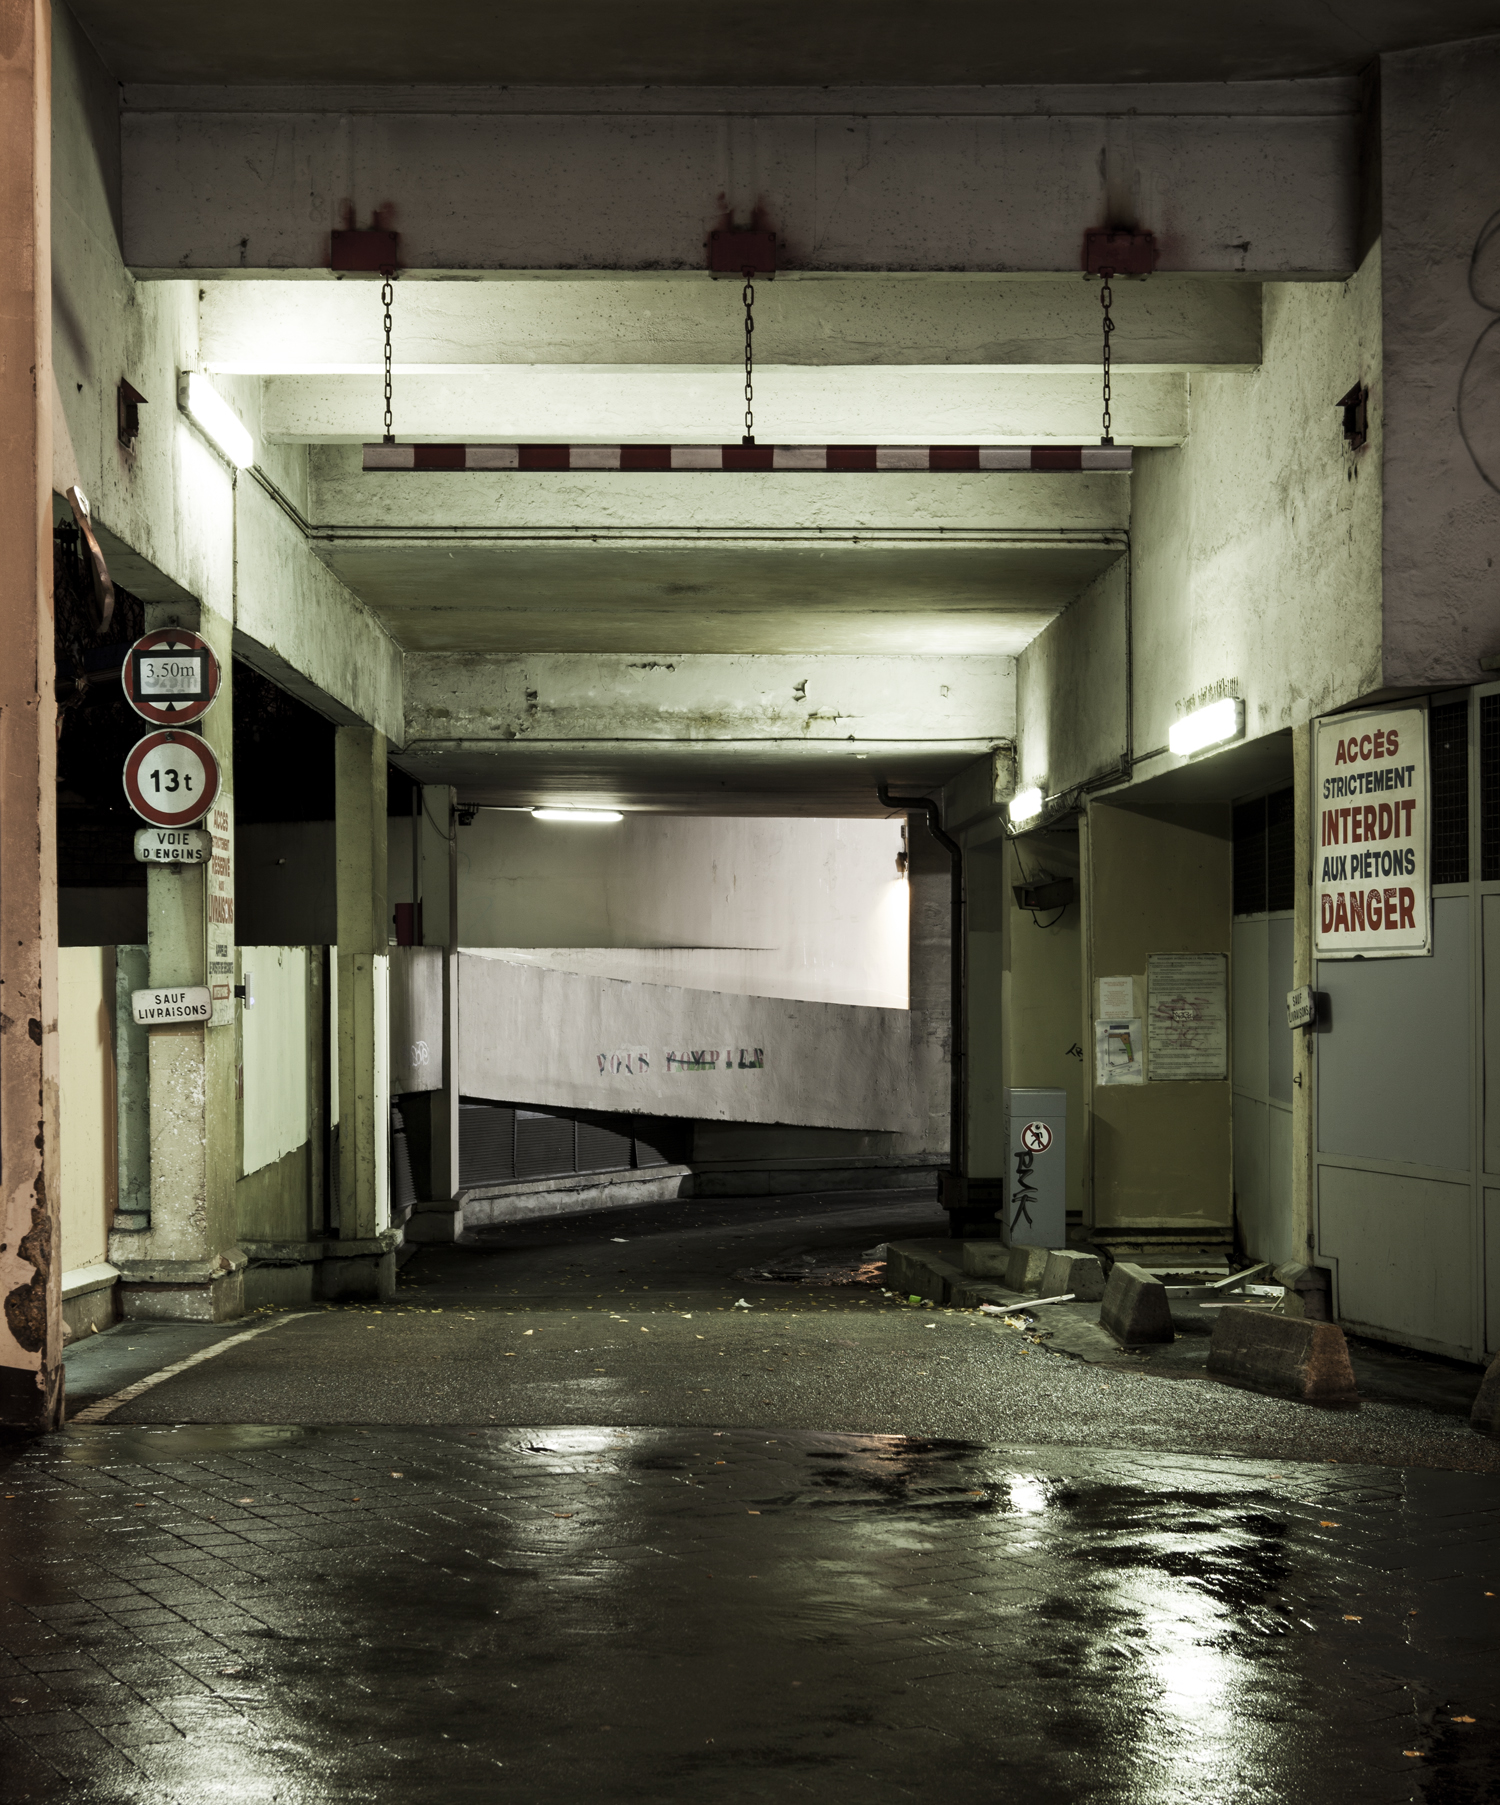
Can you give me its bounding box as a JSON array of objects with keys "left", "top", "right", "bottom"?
[
  {"left": 1146, "top": 952, "right": 1228, "bottom": 1081},
  {"left": 206, "top": 793, "right": 235, "bottom": 1026},
  {"left": 1095, "top": 1018, "right": 1145, "bottom": 1086},
  {"left": 1313, "top": 705, "right": 1429, "bottom": 959}
]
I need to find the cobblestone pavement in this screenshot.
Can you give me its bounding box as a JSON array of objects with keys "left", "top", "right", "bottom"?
[{"left": 1, "top": 1425, "right": 1498, "bottom": 1803}]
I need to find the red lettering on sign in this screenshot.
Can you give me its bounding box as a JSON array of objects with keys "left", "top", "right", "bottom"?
[
  {"left": 1349, "top": 890, "right": 1366, "bottom": 931},
  {"left": 1399, "top": 887, "right": 1416, "bottom": 929},
  {"left": 1339, "top": 806, "right": 1351, "bottom": 842},
  {"left": 1359, "top": 733, "right": 1372, "bottom": 761},
  {"left": 1363, "top": 805, "right": 1376, "bottom": 841},
  {"left": 1373, "top": 729, "right": 1386, "bottom": 758},
  {"left": 1351, "top": 810, "right": 1363, "bottom": 843},
  {"left": 1333, "top": 892, "right": 1350, "bottom": 933},
  {"left": 1321, "top": 893, "right": 1334, "bottom": 933},
  {"left": 1383, "top": 886, "right": 1397, "bottom": 929},
  {"left": 1401, "top": 798, "right": 1415, "bottom": 838},
  {"left": 1387, "top": 727, "right": 1400, "bottom": 756},
  {"left": 1365, "top": 889, "right": 1381, "bottom": 930},
  {"left": 1335, "top": 739, "right": 1348, "bottom": 765},
  {"left": 1377, "top": 802, "right": 1392, "bottom": 840}
]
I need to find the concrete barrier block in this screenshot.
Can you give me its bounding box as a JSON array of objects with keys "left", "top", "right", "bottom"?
[
  {"left": 882, "top": 1240, "right": 964, "bottom": 1305},
  {"left": 1040, "top": 1248, "right": 1106, "bottom": 1303},
  {"left": 1207, "top": 1307, "right": 1358, "bottom": 1402},
  {"left": 961, "top": 1242, "right": 1011, "bottom": 1279},
  {"left": 1472, "top": 1351, "right": 1500, "bottom": 1437},
  {"left": 1005, "top": 1245, "right": 1051, "bottom": 1292},
  {"left": 1099, "top": 1261, "right": 1173, "bottom": 1345}
]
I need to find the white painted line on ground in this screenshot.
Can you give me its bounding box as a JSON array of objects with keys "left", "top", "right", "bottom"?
[{"left": 70, "top": 1313, "right": 313, "bottom": 1423}]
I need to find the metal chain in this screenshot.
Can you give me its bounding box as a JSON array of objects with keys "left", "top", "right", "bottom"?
[
  {"left": 742, "top": 276, "right": 755, "bottom": 446},
  {"left": 1098, "top": 274, "right": 1114, "bottom": 446},
  {"left": 381, "top": 274, "right": 395, "bottom": 445}
]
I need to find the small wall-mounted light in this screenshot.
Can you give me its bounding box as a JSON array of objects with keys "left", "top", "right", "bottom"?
[
  {"left": 1169, "top": 696, "right": 1245, "bottom": 758},
  {"left": 531, "top": 807, "right": 624, "bottom": 824},
  {"left": 117, "top": 379, "right": 146, "bottom": 448},
  {"left": 178, "top": 372, "right": 253, "bottom": 469},
  {"left": 1008, "top": 785, "right": 1046, "bottom": 828}
]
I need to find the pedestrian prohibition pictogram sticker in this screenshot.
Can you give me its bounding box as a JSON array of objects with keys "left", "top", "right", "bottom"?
[
  {"left": 123, "top": 730, "right": 221, "bottom": 828},
  {"left": 1020, "top": 1120, "right": 1053, "bottom": 1154},
  {"left": 121, "top": 628, "right": 221, "bottom": 726}
]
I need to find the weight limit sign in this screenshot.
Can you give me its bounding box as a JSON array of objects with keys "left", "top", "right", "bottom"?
[
  {"left": 121, "top": 628, "right": 221, "bottom": 726},
  {"left": 123, "top": 730, "right": 221, "bottom": 828}
]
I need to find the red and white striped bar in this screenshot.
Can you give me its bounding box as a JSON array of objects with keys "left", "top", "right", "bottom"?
[{"left": 361, "top": 443, "right": 1133, "bottom": 473}]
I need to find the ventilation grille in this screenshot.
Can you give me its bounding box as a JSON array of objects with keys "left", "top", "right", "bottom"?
[
  {"left": 1429, "top": 700, "right": 1470, "bottom": 885},
  {"left": 1232, "top": 799, "right": 1268, "bottom": 916},
  {"left": 1482, "top": 693, "right": 1499, "bottom": 883},
  {"left": 1232, "top": 787, "right": 1294, "bottom": 915},
  {"left": 390, "top": 1105, "right": 418, "bottom": 1214}
]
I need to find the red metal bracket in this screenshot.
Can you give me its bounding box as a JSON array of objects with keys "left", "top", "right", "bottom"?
[
  {"left": 708, "top": 227, "right": 777, "bottom": 278},
  {"left": 331, "top": 229, "right": 401, "bottom": 275},
  {"left": 1083, "top": 227, "right": 1158, "bottom": 277}
]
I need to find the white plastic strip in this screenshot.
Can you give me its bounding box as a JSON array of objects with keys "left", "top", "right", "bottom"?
[{"left": 70, "top": 1312, "right": 312, "bottom": 1423}]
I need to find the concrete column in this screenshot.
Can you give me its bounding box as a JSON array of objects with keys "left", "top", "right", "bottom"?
[
  {"left": 0, "top": 0, "right": 62, "bottom": 1430},
  {"left": 1081, "top": 799, "right": 1234, "bottom": 1266},
  {"left": 401, "top": 785, "right": 463, "bottom": 1242},
  {"left": 329, "top": 724, "right": 394, "bottom": 1298},
  {"left": 114, "top": 604, "right": 245, "bottom": 1320},
  {"left": 901, "top": 827, "right": 953, "bottom": 1173},
  {"left": 963, "top": 830, "right": 1009, "bottom": 1184}
]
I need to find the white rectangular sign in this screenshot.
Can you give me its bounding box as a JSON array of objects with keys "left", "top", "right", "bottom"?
[
  {"left": 133, "top": 826, "right": 211, "bottom": 864},
  {"left": 1147, "top": 952, "right": 1229, "bottom": 1081},
  {"left": 1314, "top": 705, "right": 1428, "bottom": 958},
  {"left": 132, "top": 986, "right": 212, "bottom": 1025}
]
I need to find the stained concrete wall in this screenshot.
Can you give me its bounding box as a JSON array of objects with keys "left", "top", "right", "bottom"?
[
  {"left": 239, "top": 947, "right": 310, "bottom": 1179},
  {"left": 440, "top": 811, "right": 907, "bottom": 1009},
  {"left": 459, "top": 953, "right": 915, "bottom": 1134},
  {"left": 1015, "top": 560, "right": 1129, "bottom": 798},
  {"left": 1379, "top": 36, "right": 1500, "bottom": 685}
]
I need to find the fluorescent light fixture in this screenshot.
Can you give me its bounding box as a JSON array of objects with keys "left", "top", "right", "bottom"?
[
  {"left": 1168, "top": 696, "right": 1245, "bottom": 758},
  {"left": 1009, "top": 785, "right": 1045, "bottom": 827},
  {"left": 178, "top": 372, "right": 254, "bottom": 469},
  {"left": 531, "top": 807, "right": 623, "bottom": 824}
]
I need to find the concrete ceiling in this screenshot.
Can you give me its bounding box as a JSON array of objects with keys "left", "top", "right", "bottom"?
[
  {"left": 314, "top": 540, "right": 1122, "bottom": 655},
  {"left": 70, "top": 1, "right": 1500, "bottom": 85}
]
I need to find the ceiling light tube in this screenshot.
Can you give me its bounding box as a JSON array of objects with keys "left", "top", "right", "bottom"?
[
  {"left": 178, "top": 372, "right": 254, "bottom": 469},
  {"left": 531, "top": 807, "right": 624, "bottom": 824},
  {"left": 1168, "top": 696, "right": 1245, "bottom": 758},
  {"left": 1009, "top": 785, "right": 1046, "bottom": 827}
]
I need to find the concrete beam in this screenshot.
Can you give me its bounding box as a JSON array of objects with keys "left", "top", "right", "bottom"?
[
  {"left": 200, "top": 276, "right": 1262, "bottom": 372},
  {"left": 264, "top": 369, "right": 1188, "bottom": 447},
  {"left": 307, "top": 448, "right": 1131, "bottom": 532},
  {"left": 397, "top": 652, "right": 1015, "bottom": 815},
  {"left": 124, "top": 84, "right": 1358, "bottom": 278}
]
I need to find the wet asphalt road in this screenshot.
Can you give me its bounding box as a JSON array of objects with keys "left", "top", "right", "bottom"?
[{"left": 2, "top": 1189, "right": 1497, "bottom": 1801}]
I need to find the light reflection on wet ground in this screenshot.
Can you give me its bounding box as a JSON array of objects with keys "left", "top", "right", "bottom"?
[{"left": 2, "top": 1424, "right": 1497, "bottom": 1802}]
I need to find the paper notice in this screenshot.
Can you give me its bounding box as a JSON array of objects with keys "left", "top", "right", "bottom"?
[
  {"left": 1095, "top": 1018, "right": 1145, "bottom": 1086},
  {"left": 1098, "top": 976, "right": 1135, "bottom": 1017},
  {"left": 1147, "top": 952, "right": 1228, "bottom": 1081}
]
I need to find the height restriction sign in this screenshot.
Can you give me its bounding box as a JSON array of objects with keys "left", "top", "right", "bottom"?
[
  {"left": 123, "top": 730, "right": 221, "bottom": 828},
  {"left": 121, "top": 628, "right": 220, "bottom": 726}
]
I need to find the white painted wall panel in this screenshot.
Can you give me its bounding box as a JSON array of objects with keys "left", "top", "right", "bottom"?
[
  {"left": 240, "top": 947, "right": 310, "bottom": 1177},
  {"left": 58, "top": 948, "right": 115, "bottom": 1272}
]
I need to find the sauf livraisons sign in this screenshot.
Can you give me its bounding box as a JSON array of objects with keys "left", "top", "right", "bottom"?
[{"left": 1313, "top": 705, "right": 1429, "bottom": 959}]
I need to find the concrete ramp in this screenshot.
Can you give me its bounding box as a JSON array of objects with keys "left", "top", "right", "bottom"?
[{"left": 459, "top": 952, "right": 914, "bottom": 1133}]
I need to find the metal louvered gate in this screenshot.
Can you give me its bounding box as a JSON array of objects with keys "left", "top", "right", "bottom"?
[{"left": 458, "top": 1100, "right": 674, "bottom": 1191}]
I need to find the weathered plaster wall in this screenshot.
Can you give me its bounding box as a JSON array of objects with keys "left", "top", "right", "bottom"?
[
  {"left": 51, "top": 7, "right": 401, "bottom": 738},
  {"left": 1379, "top": 36, "right": 1500, "bottom": 684},
  {"left": 1130, "top": 255, "right": 1384, "bottom": 757},
  {"left": 459, "top": 954, "right": 915, "bottom": 1133}
]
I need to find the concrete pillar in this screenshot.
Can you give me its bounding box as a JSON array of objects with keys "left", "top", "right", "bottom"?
[
  {"left": 329, "top": 724, "right": 395, "bottom": 1298},
  {"left": 114, "top": 605, "right": 245, "bottom": 1320},
  {"left": 902, "top": 826, "right": 953, "bottom": 1173},
  {"left": 401, "top": 785, "right": 463, "bottom": 1242},
  {"left": 963, "top": 830, "right": 1010, "bottom": 1184},
  {"left": 0, "top": 0, "right": 62, "bottom": 1430},
  {"left": 1289, "top": 722, "right": 1316, "bottom": 1264},
  {"left": 1080, "top": 799, "right": 1233, "bottom": 1266}
]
